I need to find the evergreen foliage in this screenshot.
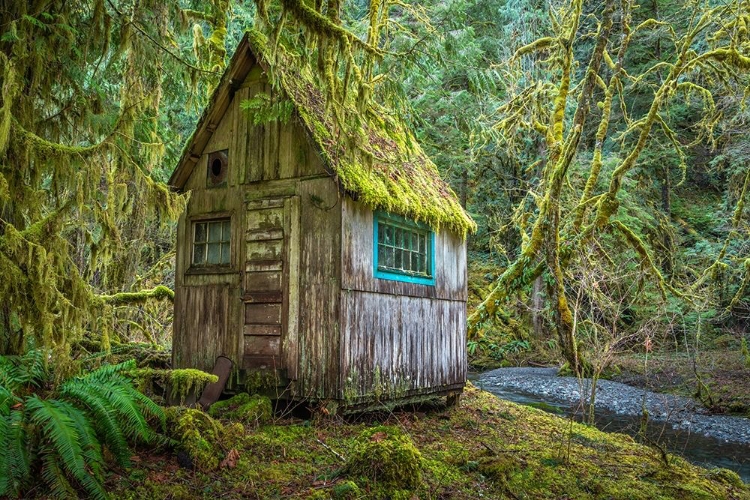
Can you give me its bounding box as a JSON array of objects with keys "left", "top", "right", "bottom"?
[
  {"left": 0, "top": 351, "right": 164, "bottom": 499},
  {"left": 0, "top": 0, "right": 232, "bottom": 356}
]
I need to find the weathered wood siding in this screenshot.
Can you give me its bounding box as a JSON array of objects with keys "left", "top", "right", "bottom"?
[
  {"left": 339, "top": 198, "right": 467, "bottom": 403},
  {"left": 174, "top": 59, "right": 467, "bottom": 404},
  {"left": 174, "top": 61, "right": 335, "bottom": 387},
  {"left": 290, "top": 177, "right": 342, "bottom": 399}
]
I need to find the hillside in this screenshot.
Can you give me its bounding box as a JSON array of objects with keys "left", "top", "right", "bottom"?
[{"left": 107, "top": 384, "right": 749, "bottom": 500}]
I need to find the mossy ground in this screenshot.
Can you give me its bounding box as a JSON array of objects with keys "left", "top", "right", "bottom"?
[{"left": 108, "top": 384, "right": 748, "bottom": 499}]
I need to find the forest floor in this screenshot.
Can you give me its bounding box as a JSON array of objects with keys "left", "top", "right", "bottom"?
[{"left": 106, "top": 384, "right": 749, "bottom": 500}]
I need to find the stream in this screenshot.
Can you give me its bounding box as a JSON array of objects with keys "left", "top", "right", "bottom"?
[{"left": 472, "top": 367, "right": 750, "bottom": 483}]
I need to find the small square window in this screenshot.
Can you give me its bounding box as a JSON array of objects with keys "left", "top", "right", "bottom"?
[
  {"left": 192, "top": 219, "right": 231, "bottom": 266},
  {"left": 373, "top": 212, "right": 434, "bottom": 285}
]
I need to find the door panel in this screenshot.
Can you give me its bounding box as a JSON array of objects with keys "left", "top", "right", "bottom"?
[{"left": 242, "top": 196, "right": 299, "bottom": 376}]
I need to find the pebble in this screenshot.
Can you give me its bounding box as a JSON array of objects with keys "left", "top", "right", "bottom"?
[{"left": 478, "top": 367, "right": 750, "bottom": 446}]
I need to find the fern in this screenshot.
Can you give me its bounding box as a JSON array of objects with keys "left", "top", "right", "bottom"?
[
  {"left": 60, "top": 379, "right": 131, "bottom": 464},
  {"left": 0, "top": 350, "right": 165, "bottom": 499}
]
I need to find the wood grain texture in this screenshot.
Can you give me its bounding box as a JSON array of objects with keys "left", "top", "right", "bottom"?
[
  {"left": 173, "top": 285, "right": 242, "bottom": 372},
  {"left": 341, "top": 198, "right": 467, "bottom": 301},
  {"left": 295, "top": 178, "right": 341, "bottom": 399},
  {"left": 245, "top": 303, "right": 282, "bottom": 324},
  {"left": 339, "top": 290, "right": 466, "bottom": 404}
]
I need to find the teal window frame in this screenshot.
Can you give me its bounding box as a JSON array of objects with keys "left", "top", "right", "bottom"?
[{"left": 373, "top": 211, "right": 435, "bottom": 286}]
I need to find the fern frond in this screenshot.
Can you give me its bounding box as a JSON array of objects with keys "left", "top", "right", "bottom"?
[
  {"left": 0, "top": 409, "right": 30, "bottom": 497},
  {"left": 0, "top": 350, "right": 48, "bottom": 392},
  {"left": 40, "top": 452, "right": 78, "bottom": 500},
  {"left": 60, "top": 379, "right": 131, "bottom": 465},
  {"left": 82, "top": 360, "right": 136, "bottom": 383},
  {"left": 26, "top": 397, "right": 87, "bottom": 482},
  {"left": 59, "top": 399, "right": 105, "bottom": 481},
  {"left": 29, "top": 397, "right": 108, "bottom": 500},
  {"left": 0, "top": 385, "right": 16, "bottom": 414}
]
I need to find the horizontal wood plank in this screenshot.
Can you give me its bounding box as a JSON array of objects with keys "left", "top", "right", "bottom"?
[
  {"left": 246, "top": 239, "right": 283, "bottom": 261},
  {"left": 245, "top": 198, "right": 285, "bottom": 210},
  {"left": 242, "top": 354, "right": 281, "bottom": 371},
  {"left": 245, "top": 260, "right": 283, "bottom": 272},
  {"left": 244, "top": 335, "right": 281, "bottom": 356},
  {"left": 245, "top": 303, "right": 281, "bottom": 324},
  {"left": 244, "top": 324, "right": 282, "bottom": 336},
  {"left": 246, "top": 228, "right": 284, "bottom": 241},
  {"left": 246, "top": 207, "right": 283, "bottom": 231},
  {"left": 244, "top": 270, "right": 282, "bottom": 291},
  {"left": 243, "top": 291, "right": 283, "bottom": 303}
]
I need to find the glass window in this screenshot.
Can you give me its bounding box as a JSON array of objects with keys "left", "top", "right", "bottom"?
[
  {"left": 192, "top": 219, "right": 231, "bottom": 266},
  {"left": 375, "top": 214, "right": 433, "bottom": 282}
]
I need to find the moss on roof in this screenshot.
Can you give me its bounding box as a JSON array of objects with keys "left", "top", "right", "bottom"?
[{"left": 246, "top": 30, "right": 475, "bottom": 237}]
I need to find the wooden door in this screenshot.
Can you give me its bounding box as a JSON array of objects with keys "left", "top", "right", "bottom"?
[{"left": 242, "top": 196, "right": 299, "bottom": 378}]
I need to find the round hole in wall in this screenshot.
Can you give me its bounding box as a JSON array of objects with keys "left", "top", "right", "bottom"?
[{"left": 211, "top": 158, "right": 223, "bottom": 177}]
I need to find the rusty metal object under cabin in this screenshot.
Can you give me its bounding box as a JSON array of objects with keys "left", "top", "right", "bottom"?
[{"left": 197, "top": 356, "right": 234, "bottom": 411}]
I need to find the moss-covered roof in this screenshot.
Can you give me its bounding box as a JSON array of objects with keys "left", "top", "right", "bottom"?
[{"left": 171, "top": 30, "right": 475, "bottom": 236}]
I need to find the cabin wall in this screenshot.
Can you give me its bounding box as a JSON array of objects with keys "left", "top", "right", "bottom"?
[
  {"left": 295, "top": 177, "right": 342, "bottom": 400},
  {"left": 172, "top": 189, "right": 244, "bottom": 372},
  {"left": 339, "top": 198, "right": 467, "bottom": 404},
  {"left": 174, "top": 60, "right": 340, "bottom": 394}
]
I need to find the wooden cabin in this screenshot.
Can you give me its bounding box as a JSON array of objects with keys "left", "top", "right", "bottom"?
[{"left": 169, "top": 30, "right": 476, "bottom": 410}]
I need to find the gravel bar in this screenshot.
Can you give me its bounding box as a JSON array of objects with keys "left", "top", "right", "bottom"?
[{"left": 478, "top": 367, "right": 750, "bottom": 445}]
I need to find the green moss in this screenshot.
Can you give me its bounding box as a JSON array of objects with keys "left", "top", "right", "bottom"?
[
  {"left": 243, "top": 29, "right": 476, "bottom": 237},
  {"left": 243, "top": 369, "right": 280, "bottom": 394},
  {"left": 345, "top": 425, "right": 422, "bottom": 492},
  {"left": 209, "top": 392, "right": 272, "bottom": 426},
  {"left": 119, "top": 480, "right": 192, "bottom": 500},
  {"left": 112, "top": 384, "right": 750, "bottom": 499},
  {"left": 332, "top": 480, "right": 360, "bottom": 499},
  {"left": 165, "top": 407, "right": 242, "bottom": 472},
  {"left": 129, "top": 368, "right": 218, "bottom": 405}
]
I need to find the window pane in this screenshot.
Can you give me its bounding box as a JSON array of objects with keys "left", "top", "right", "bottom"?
[
  {"left": 207, "top": 242, "right": 221, "bottom": 264},
  {"left": 208, "top": 222, "right": 222, "bottom": 242},
  {"left": 384, "top": 225, "right": 392, "bottom": 245},
  {"left": 378, "top": 245, "right": 386, "bottom": 267},
  {"left": 195, "top": 223, "right": 207, "bottom": 244},
  {"left": 394, "top": 227, "right": 401, "bottom": 248},
  {"left": 411, "top": 252, "right": 419, "bottom": 273},
  {"left": 384, "top": 246, "right": 395, "bottom": 268},
  {"left": 193, "top": 243, "right": 206, "bottom": 265},
  {"left": 395, "top": 249, "right": 402, "bottom": 269},
  {"left": 222, "top": 220, "right": 231, "bottom": 242},
  {"left": 220, "top": 242, "right": 230, "bottom": 264},
  {"left": 378, "top": 223, "right": 384, "bottom": 244},
  {"left": 419, "top": 234, "right": 425, "bottom": 253}
]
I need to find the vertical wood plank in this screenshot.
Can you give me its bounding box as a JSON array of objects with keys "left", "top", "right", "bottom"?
[{"left": 285, "top": 195, "right": 300, "bottom": 380}]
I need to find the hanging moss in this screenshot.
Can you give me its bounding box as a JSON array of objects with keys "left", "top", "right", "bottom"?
[
  {"left": 243, "top": 29, "right": 476, "bottom": 237},
  {"left": 129, "top": 368, "right": 218, "bottom": 405}
]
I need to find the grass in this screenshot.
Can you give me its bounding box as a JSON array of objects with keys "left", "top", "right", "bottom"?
[{"left": 106, "top": 383, "right": 749, "bottom": 500}]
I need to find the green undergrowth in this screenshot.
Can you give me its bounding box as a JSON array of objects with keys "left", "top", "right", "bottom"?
[{"left": 109, "top": 384, "right": 749, "bottom": 499}]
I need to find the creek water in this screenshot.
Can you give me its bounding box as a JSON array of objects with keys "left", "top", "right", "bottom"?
[{"left": 471, "top": 374, "right": 750, "bottom": 483}]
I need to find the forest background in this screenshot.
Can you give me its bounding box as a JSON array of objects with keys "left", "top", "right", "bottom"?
[{"left": 1, "top": 0, "right": 749, "bottom": 497}]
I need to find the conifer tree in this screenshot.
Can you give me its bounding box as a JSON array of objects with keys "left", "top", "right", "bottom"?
[{"left": 0, "top": 0, "right": 230, "bottom": 355}]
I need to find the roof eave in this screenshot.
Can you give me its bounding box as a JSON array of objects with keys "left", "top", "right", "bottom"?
[{"left": 168, "top": 34, "right": 257, "bottom": 191}]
